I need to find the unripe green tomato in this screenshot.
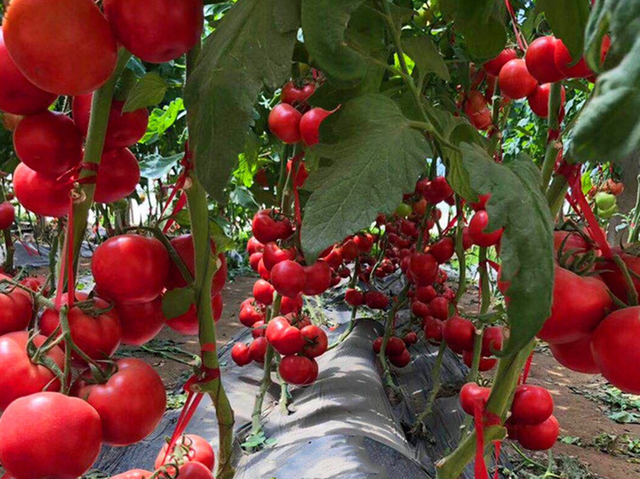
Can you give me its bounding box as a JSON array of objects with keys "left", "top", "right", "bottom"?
[
  {"left": 395, "top": 203, "right": 412, "bottom": 218},
  {"left": 595, "top": 192, "right": 616, "bottom": 211},
  {"left": 598, "top": 203, "right": 618, "bottom": 219}
]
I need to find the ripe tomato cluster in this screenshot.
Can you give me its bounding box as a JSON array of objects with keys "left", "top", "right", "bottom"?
[{"left": 460, "top": 383, "right": 559, "bottom": 451}]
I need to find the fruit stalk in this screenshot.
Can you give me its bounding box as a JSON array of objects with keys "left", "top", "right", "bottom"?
[{"left": 185, "top": 45, "right": 235, "bottom": 479}]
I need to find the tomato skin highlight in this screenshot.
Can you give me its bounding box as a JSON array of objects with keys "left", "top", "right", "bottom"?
[
  {"left": 92, "top": 234, "right": 170, "bottom": 303},
  {"left": 74, "top": 358, "right": 167, "bottom": 446},
  {"left": 13, "top": 162, "right": 72, "bottom": 217},
  {"left": 0, "top": 392, "right": 103, "bottom": 479},
  {"left": 3, "top": 0, "right": 117, "bottom": 95},
  {"left": 0, "top": 30, "right": 57, "bottom": 115},
  {"left": 0, "top": 332, "right": 64, "bottom": 411},
  {"left": 591, "top": 307, "right": 640, "bottom": 394}
]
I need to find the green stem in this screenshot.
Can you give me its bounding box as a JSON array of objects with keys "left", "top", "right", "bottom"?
[
  {"left": 628, "top": 175, "right": 640, "bottom": 243},
  {"left": 454, "top": 197, "right": 467, "bottom": 304},
  {"left": 185, "top": 44, "right": 235, "bottom": 479},
  {"left": 328, "top": 257, "right": 361, "bottom": 350},
  {"left": 546, "top": 175, "right": 569, "bottom": 219},
  {"left": 541, "top": 83, "right": 563, "bottom": 192},
  {"left": 414, "top": 340, "right": 447, "bottom": 426},
  {"left": 613, "top": 254, "right": 639, "bottom": 306}
]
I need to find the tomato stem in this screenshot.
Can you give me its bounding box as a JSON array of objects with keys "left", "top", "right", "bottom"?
[
  {"left": 412, "top": 339, "right": 447, "bottom": 432},
  {"left": 328, "top": 257, "right": 361, "bottom": 350},
  {"left": 541, "top": 83, "right": 563, "bottom": 192}
]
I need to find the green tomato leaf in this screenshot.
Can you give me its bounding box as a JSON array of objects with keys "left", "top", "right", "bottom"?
[
  {"left": 301, "top": 94, "right": 430, "bottom": 262},
  {"left": 141, "top": 99, "right": 185, "bottom": 145},
  {"left": 139, "top": 153, "right": 184, "bottom": 180},
  {"left": 440, "top": 0, "right": 507, "bottom": 59},
  {"left": 122, "top": 72, "right": 168, "bottom": 113},
  {"left": 162, "top": 287, "right": 196, "bottom": 320},
  {"left": 185, "top": 0, "right": 298, "bottom": 202},
  {"left": 570, "top": 38, "right": 640, "bottom": 163},
  {"left": 536, "top": 0, "right": 590, "bottom": 62},
  {"left": 402, "top": 35, "right": 450, "bottom": 81},
  {"left": 456, "top": 144, "right": 554, "bottom": 356}
]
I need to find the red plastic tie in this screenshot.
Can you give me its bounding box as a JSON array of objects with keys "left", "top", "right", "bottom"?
[
  {"left": 519, "top": 351, "right": 534, "bottom": 385},
  {"left": 493, "top": 440, "right": 502, "bottom": 479},
  {"left": 161, "top": 144, "right": 193, "bottom": 234},
  {"left": 474, "top": 399, "right": 502, "bottom": 479}
]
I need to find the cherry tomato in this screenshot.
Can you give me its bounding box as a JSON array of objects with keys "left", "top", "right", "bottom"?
[
  {"left": 416, "top": 285, "right": 437, "bottom": 303},
  {"left": 0, "top": 31, "right": 57, "bottom": 115},
  {"left": 596, "top": 250, "right": 640, "bottom": 303},
  {"left": 92, "top": 234, "right": 170, "bottom": 303},
  {"left": 483, "top": 48, "right": 518, "bottom": 76},
  {"left": 232, "top": 342, "right": 252, "bottom": 366},
  {"left": 155, "top": 434, "right": 215, "bottom": 471},
  {"left": 459, "top": 382, "right": 491, "bottom": 416},
  {"left": 266, "top": 316, "right": 305, "bottom": 356},
  {"left": 251, "top": 210, "right": 293, "bottom": 244},
  {"left": 498, "top": 59, "right": 538, "bottom": 100},
  {"left": 389, "top": 348, "right": 411, "bottom": 368},
  {"left": 270, "top": 260, "right": 306, "bottom": 298},
  {"left": 300, "top": 325, "right": 328, "bottom": 358},
  {"left": 103, "top": 0, "right": 203, "bottom": 63},
  {"left": 525, "top": 36, "right": 565, "bottom": 83},
  {"left": 481, "top": 326, "right": 504, "bottom": 356},
  {"left": 303, "top": 261, "right": 332, "bottom": 296},
  {"left": 510, "top": 385, "right": 554, "bottom": 425},
  {"left": 114, "top": 297, "right": 166, "bottom": 345},
  {"left": 423, "top": 317, "right": 443, "bottom": 343},
  {"left": 253, "top": 279, "right": 275, "bottom": 306},
  {"left": 279, "top": 355, "right": 318, "bottom": 385},
  {"left": 0, "top": 202, "right": 16, "bottom": 230},
  {"left": 468, "top": 210, "right": 503, "bottom": 247},
  {"left": 249, "top": 337, "right": 268, "bottom": 363},
  {"left": 429, "top": 237, "right": 455, "bottom": 264},
  {"left": 262, "top": 242, "right": 294, "bottom": 270},
  {"left": 549, "top": 336, "right": 600, "bottom": 374},
  {"left": 239, "top": 298, "right": 265, "bottom": 327},
  {"left": 408, "top": 253, "right": 438, "bottom": 286},
  {"left": 74, "top": 358, "right": 166, "bottom": 446},
  {"left": 591, "top": 307, "right": 640, "bottom": 394},
  {"left": 0, "top": 392, "right": 102, "bottom": 479},
  {"left": 428, "top": 296, "right": 449, "bottom": 320},
  {"left": 0, "top": 332, "right": 64, "bottom": 411},
  {"left": 94, "top": 148, "right": 140, "bottom": 204},
  {"left": 443, "top": 316, "right": 475, "bottom": 354},
  {"left": 299, "top": 107, "right": 332, "bottom": 146},
  {"left": 40, "top": 293, "right": 122, "bottom": 361},
  {"left": 3, "top": 0, "right": 117, "bottom": 95},
  {"left": 268, "top": 103, "right": 302, "bottom": 144},
  {"left": 247, "top": 237, "right": 264, "bottom": 255},
  {"left": 517, "top": 415, "right": 560, "bottom": 451},
  {"left": 345, "top": 288, "right": 365, "bottom": 306},
  {"left": 73, "top": 94, "right": 149, "bottom": 149},
  {"left": 13, "top": 162, "right": 72, "bottom": 217},
  {"left": 364, "top": 291, "right": 389, "bottom": 309}
]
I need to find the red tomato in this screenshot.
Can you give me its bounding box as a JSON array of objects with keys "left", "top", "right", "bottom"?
[
  {"left": 40, "top": 293, "right": 122, "bottom": 361},
  {"left": 517, "top": 415, "right": 560, "bottom": 451},
  {"left": 459, "top": 382, "right": 491, "bottom": 416},
  {"left": 239, "top": 298, "right": 265, "bottom": 327},
  {"left": 281, "top": 82, "right": 316, "bottom": 105},
  {"left": 166, "top": 293, "right": 223, "bottom": 335},
  {"left": 591, "top": 307, "right": 640, "bottom": 394},
  {"left": 554, "top": 40, "right": 593, "bottom": 79},
  {"left": 415, "top": 285, "right": 437, "bottom": 303},
  {"left": 385, "top": 337, "right": 407, "bottom": 356},
  {"left": 104, "top": 0, "right": 203, "bottom": 64},
  {"left": 423, "top": 317, "right": 443, "bottom": 343},
  {"left": 3, "top": 0, "right": 117, "bottom": 95},
  {"left": 299, "top": 107, "right": 332, "bottom": 146},
  {"left": 247, "top": 237, "right": 264, "bottom": 255},
  {"left": 72, "top": 94, "right": 149, "bottom": 149},
  {"left": 443, "top": 316, "right": 475, "bottom": 354},
  {"left": 525, "top": 36, "right": 565, "bottom": 83},
  {"left": 389, "top": 348, "right": 411, "bottom": 368},
  {"left": 429, "top": 237, "right": 455, "bottom": 264},
  {"left": 0, "top": 332, "right": 64, "bottom": 410},
  {"left": 300, "top": 325, "right": 328, "bottom": 358},
  {"left": 416, "top": 176, "right": 453, "bottom": 204},
  {"left": 94, "top": 148, "right": 140, "bottom": 204},
  {"left": 354, "top": 233, "right": 374, "bottom": 253},
  {"left": 463, "top": 90, "right": 492, "bottom": 130},
  {"left": 468, "top": 210, "right": 503, "bottom": 247},
  {"left": 13, "top": 162, "right": 72, "bottom": 217},
  {"left": 253, "top": 279, "right": 275, "bottom": 306},
  {"left": 549, "top": 336, "right": 600, "bottom": 374},
  {"left": 483, "top": 48, "right": 518, "bottom": 76},
  {"left": 538, "top": 265, "right": 612, "bottom": 344},
  {"left": 510, "top": 385, "right": 554, "bottom": 425},
  {"left": 408, "top": 253, "right": 438, "bottom": 286},
  {"left": 270, "top": 260, "right": 306, "bottom": 298},
  {"left": 498, "top": 59, "right": 538, "bottom": 100},
  {"left": 403, "top": 331, "right": 419, "bottom": 346},
  {"left": 231, "top": 342, "right": 252, "bottom": 366},
  {"left": 0, "top": 202, "right": 16, "bottom": 230},
  {"left": 411, "top": 300, "right": 430, "bottom": 318},
  {"left": 554, "top": 230, "right": 592, "bottom": 259},
  {"left": 268, "top": 103, "right": 302, "bottom": 144},
  {"left": 428, "top": 296, "right": 449, "bottom": 320},
  {"left": 345, "top": 288, "right": 365, "bottom": 306},
  {"left": 111, "top": 471, "right": 154, "bottom": 479},
  {"left": 0, "top": 279, "right": 32, "bottom": 335},
  {"left": 176, "top": 461, "right": 215, "bottom": 478},
  {"left": 596, "top": 250, "right": 640, "bottom": 303},
  {"left": 527, "top": 83, "right": 566, "bottom": 118},
  {"left": 155, "top": 434, "right": 215, "bottom": 471},
  {"left": 266, "top": 316, "right": 305, "bottom": 356},
  {"left": 364, "top": 291, "right": 389, "bottom": 310},
  {"left": 279, "top": 355, "right": 318, "bottom": 386},
  {"left": 0, "top": 392, "right": 102, "bottom": 479},
  {"left": 114, "top": 297, "right": 165, "bottom": 345},
  {"left": 249, "top": 337, "right": 268, "bottom": 363},
  {"left": 462, "top": 350, "right": 497, "bottom": 371},
  {"left": 13, "top": 111, "right": 83, "bottom": 178},
  {"left": 0, "top": 31, "right": 57, "bottom": 115},
  {"left": 262, "top": 242, "right": 294, "bottom": 270},
  {"left": 92, "top": 234, "right": 170, "bottom": 303},
  {"left": 74, "top": 358, "right": 166, "bottom": 446},
  {"left": 303, "top": 261, "right": 332, "bottom": 295},
  {"left": 251, "top": 210, "right": 293, "bottom": 244},
  {"left": 481, "top": 326, "right": 503, "bottom": 356},
  {"left": 166, "top": 234, "right": 227, "bottom": 296}
]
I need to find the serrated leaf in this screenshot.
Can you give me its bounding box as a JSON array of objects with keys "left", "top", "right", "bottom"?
[
  {"left": 456, "top": 145, "right": 554, "bottom": 356},
  {"left": 162, "top": 287, "right": 196, "bottom": 320},
  {"left": 403, "top": 35, "right": 450, "bottom": 81},
  {"left": 440, "top": 0, "right": 507, "bottom": 59},
  {"left": 123, "top": 73, "right": 168, "bottom": 113},
  {"left": 537, "top": 0, "right": 590, "bottom": 62},
  {"left": 185, "top": 0, "right": 298, "bottom": 202},
  {"left": 141, "top": 99, "right": 185, "bottom": 144},
  {"left": 139, "top": 153, "right": 184, "bottom": 180},
  {"left": 301, "top": 94, "right": 430, "bottom": 262},
  {"left": 570, "top": 38, "right": 640, "bottom": 163}
]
